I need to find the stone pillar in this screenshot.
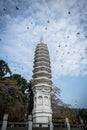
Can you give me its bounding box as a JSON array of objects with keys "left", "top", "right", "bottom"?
[
  {"left": 79, "top": 116, "right": 84, "bottom": 125},
  {"left": 2, "top": 114, "right": 8, "bottom": 130},
  {"left": 28, "top": 115, "right": 32, "bottom": 130},
  {"left": 49, "top": 117, "right": 53, "bottom": 130},
  {"left": 65, "top": 117, "right": 70, "bottom": 130}
]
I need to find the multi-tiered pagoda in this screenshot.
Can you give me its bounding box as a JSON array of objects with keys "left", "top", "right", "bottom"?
[{"left": 32, "top": 37, "right": 52, "bottom": 124}]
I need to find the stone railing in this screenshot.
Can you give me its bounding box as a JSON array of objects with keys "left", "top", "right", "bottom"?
[
  {"left": 0, "top": 115, "right": 86, "bottom": 130},
  {"left": 0, "top": 114, "right": 53, "bottom": 130}
]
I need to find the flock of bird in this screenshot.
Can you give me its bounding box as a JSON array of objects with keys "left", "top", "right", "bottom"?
[{"left": 0, "top": 4, "right": 87, "bottom": 72}]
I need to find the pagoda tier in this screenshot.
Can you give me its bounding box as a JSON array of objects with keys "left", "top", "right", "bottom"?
[{"left": 32, "top": 42, "right": 52, "bottom": 87}]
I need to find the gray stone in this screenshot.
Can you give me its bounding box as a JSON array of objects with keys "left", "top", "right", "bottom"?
[
  {"left": 32, "top": 37, "right": 52, "bottom": 125},
  {"left": 2, "top": 114, "right": 8, "bottom": 130}
]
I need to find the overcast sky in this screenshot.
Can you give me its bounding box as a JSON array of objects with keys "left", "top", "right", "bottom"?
[{"left": 0, "top": 0, "right": 87, "bottom": 108}]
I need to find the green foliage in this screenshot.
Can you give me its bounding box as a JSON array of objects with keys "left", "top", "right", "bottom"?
[
  {"left": 10, "top": 75, "right": 34, "bottom": 115},
  {"left": 0, "top": 60, "right": 12, "bottom": 79},
  {"left": 0, "top": 60, "right": 34, "bottom": 121},
  {"left": 10, "top": 74, "right": 34, "bottom": 114},
  {"left": 0, "top": 79, "right": 27, "bottom": 121},
  {"left": 78, "top": 109, "right": 87, "bottom": 120},
  {"left": 60, "top": 107, "right": 77, "bottom": 123},
  {"left": 27, "top": 81, "right": 34, "bottom": 114},
  {"left": 11, "top": 74, "right": 28, "bottom": 94},
  {"left": 51, "top": 85, "right": 62, "bottom": 111},
  {"left": 52, "top": 106, "right": 77, "bottom": 124}
]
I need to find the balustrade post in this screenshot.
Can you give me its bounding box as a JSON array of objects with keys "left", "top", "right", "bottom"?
[
  {"left": 2, "top": 114, "right": 8, "bottom": 130},
  {"left": 28, "top": 115, "right": 32, "bottom": 130},
  {"left": 49, "top": 117, "right": 53, "bottom": 130},
  {"left": 65, "top": 117, "right": 71, "bottom": 130}
]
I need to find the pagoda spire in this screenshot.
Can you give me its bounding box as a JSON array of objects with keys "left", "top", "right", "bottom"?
[{"left": 40, "top": 35, "right": 44, "bottom": 43}]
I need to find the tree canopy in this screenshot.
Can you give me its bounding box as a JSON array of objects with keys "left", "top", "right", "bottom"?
[
  {"left": 11, "top": 74, "right": 28, "bottom": 94},
  {"left": 0, "top": 60, "right": 33, "bottom": 121},
  {"left": 0, "top": 79, "right": 27, "bottom": 121},
  {"left": 1, "top": 60, "right": 80, "bottom": 123},
  {"left": 51, "top": 85, "right": 62, "bottom": 111},
  {"left": 0, "top": 60, "right": 12, "bottom": 79},
  {"left": 27, "top": 81, "right": 34, "bottom": 114}
]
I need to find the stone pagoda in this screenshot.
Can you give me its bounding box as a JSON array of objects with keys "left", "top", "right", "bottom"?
[{"left": 32, "top": 37, "right": 52, "bottom": 124}]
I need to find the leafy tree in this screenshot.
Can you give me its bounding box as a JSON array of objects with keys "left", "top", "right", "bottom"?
[
  {"left": 10, "top": 74, "right": 34, "bottom": 114},
  {"left": 78, "top": 109, "right": 87, "bottom": 121},
  {"left": 0, "top": 79, "right": 27, "bottom": 121},
  {"left": 51, "top": 85, "right": 62, "bottom": 111},
  {"left": 51, "top": 85, "right": 62, "bottom": 122},
  {"left": 59, "top": 106, "right": 77, "bottom": 123},
  {"left": 27, "top": 81, "right": 34, "bottom": 114},
  {"left": 0, "top": 60, "right": 12, "bottom": 79},
  {"left": 11, "top": 74, "right": 28, "bottom": 94},
  {"left": 0, "top": 60, "right": 34, "bottom": 120},
  {"left": 51, "top": 85, "right": 77, "bottom": 123}
]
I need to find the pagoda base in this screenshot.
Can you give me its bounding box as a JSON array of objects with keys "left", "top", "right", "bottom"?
[{"left": 32, "top": 112, "right": 52, "bottom": 127}]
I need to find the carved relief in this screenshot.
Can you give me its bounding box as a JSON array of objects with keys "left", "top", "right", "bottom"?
[
  {"left": 44, "top": 96, "right": 49, "bottom": 105},
  {"left": 38, "top": 96, "right": 43, "bottom": 105}
]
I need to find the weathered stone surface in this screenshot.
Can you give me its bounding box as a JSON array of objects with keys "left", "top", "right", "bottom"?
[{"left": 32, "top": 38, "right": 52, "bottom": 125}]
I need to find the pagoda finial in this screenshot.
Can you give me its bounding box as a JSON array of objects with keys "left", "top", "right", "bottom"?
[{"left": 40, "top": 35, "right": 44, "bottom": 43}]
